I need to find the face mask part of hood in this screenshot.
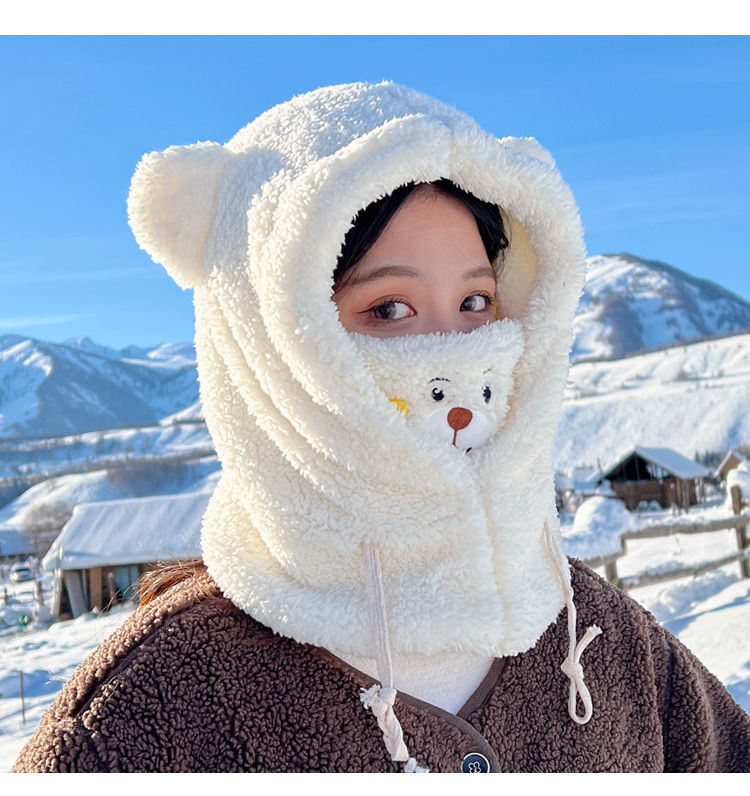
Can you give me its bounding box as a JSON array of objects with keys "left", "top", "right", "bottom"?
[{"left": 349, "top": 319, "right": 524, "bottom": 456}]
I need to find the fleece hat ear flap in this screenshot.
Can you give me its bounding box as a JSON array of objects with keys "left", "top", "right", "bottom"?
[{"left": 127, "top": 141, "right": 233, "bottom": 290}]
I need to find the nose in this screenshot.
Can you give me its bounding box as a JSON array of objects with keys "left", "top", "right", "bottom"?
[
  {"left": 447, "top": 407, "right": 473, "bottom": 431},
  {"left": 422, "top": 309, "right": 468, "bottom": 335},
  {"left": 415, "top": 306, "right": 469, "bottom": 335}
]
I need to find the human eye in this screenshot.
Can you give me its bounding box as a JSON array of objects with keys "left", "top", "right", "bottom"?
[
  {"left": 460, "top": 293, "right": 493, "bottom": 313},
  {"left": 369, "top": 299, "right": 414, "bottom": 321}
]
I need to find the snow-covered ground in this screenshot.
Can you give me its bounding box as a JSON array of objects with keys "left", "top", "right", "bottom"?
[
  {"left": 0, "top": 564, "right": 134, "bottom": 771},
  {"left": 559, "top": 496, "right": 750, "bottom": 726},
  {"left": 557, "top": 332, "right": 750, "bottom": 471},
  {"left": 0, "top": 596, "right": 133, "bottom": 771},
  {"left": 1, "top": 496, "right": 749, "bottom": 772}
]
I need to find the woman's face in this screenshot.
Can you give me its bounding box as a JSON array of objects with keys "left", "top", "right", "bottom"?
[{"left": 333, "top": 189, "right": 497, "bottom": 338}]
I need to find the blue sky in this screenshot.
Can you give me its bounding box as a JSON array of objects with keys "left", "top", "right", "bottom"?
[{"left": 1, "top": 35, "right": 749, "bottom": 348}]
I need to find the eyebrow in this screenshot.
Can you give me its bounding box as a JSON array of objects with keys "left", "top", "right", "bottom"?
[{"left": 343, "top": 263, "right": 495, "bottom": 287}]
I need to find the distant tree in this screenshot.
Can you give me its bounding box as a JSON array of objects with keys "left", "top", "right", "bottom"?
[
  {"left": 21, "top": 500, "right": 73, "bottom": 557},
  {"left": 106, "top": 459, "right": 189, "bottom": 496}
]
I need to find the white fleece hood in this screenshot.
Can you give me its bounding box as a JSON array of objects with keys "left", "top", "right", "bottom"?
[{"left": 128, "top": 82, "right": 587, "bottom": 661}]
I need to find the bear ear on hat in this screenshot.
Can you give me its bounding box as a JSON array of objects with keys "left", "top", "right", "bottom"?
[
  {"left": 127, "top": 141, "right": 233, "bottom": 290},
  {"left": 498, "top": 136, "right": 556, "bottom": 168}
]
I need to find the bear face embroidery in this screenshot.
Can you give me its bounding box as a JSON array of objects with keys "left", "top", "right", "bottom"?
[
  {"left": 351, "top": 319, "right": 524, "bottom": 453},
  {"left": 424, "top": 371, "right": 495, "bottom": 451},
  {"left": 389, "top": 365, "right": 504, "bottom": 451}
]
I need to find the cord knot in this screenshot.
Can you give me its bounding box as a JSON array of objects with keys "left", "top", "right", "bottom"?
[
  {"left": 542, "top": 522, "right": 604, "bottom": 726},
  {"left": 560, "top": 658, "right": 583, "bottom": 680},
  {"left": 360, "top": 684, "right": 396, "bottom": 717},
  {"left": 360, "top": 684, "right": 410, "bottom": 762}
]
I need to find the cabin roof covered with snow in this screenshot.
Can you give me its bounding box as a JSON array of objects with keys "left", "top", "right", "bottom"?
[
  {"left": 600, "top": 445, "right": 710, "bottom": 481},
  {"left": 42, "top": 491, "right": 210, "bottom": 571},
  {"left": 714, "top": 449, "right": 745, "bottom": 479}
]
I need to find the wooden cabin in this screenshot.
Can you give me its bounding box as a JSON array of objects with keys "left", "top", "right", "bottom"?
[
  {"left": 42, "top": 491, "right": 210, "bottom": 620},
  {"left": 595, "top": 446, "right": 709, "bottom": 511},
  {"left": 714, "top": 450, "right": 745, "bottom": 484}
]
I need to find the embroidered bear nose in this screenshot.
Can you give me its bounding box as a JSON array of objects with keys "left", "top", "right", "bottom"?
[{"left": 447, "top": 407, "right": 473, "bottom": 431}]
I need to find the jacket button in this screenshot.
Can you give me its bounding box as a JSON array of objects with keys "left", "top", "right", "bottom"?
[{"left": 461, "top": 752, "right": 490, "bottom": 773}]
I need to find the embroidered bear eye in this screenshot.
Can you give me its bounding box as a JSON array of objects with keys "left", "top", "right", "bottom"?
[
  {"left": 483, "top": 385, "right": 491, "bottom": 403},
  {"left": 431, "top": 388, "right": 444, "bottom": 402}
]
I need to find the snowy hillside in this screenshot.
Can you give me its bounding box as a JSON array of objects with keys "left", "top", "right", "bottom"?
[
  {"left": 0, "top": 336, "right": 199, "bottom": 440},
  {"left": 557, "top": 332, "right": 750, "bottom": 470},
  {"left": 4, "top": 331, "right": 750, "bottom": 502},
  {"left": 0, "top": 419, "right": 213, "bottom": 482},
  {"left": 0, "top": 459, "right": 221, "bottom": 532},
  {"left": 572, "top": 254, "right": 750, "bottom": 363}
]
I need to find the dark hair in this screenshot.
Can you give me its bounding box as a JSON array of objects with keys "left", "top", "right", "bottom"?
[{"left": 333, "top": 179, "right": 509, "bottom": 286}]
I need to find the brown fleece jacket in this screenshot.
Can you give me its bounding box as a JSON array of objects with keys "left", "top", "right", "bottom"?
[{"left": 12, "top": 560, "right": 750, "bottom": 773}]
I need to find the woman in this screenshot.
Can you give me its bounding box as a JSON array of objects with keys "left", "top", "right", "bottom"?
[{"left": 13, "top": 82, "right": 750, "bottom": 773}]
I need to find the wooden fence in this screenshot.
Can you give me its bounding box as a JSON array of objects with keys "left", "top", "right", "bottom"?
[{"left": 583, "top": 485, "right": 750, "bottom": 591}]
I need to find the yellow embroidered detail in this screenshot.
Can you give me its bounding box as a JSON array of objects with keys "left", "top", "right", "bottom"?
[{"left": 388, "top": 397, "right": 410, "bottom": 416}]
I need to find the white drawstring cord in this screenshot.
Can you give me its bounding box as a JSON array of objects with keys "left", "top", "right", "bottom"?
[
  {"left": 359, "top": 525, "right": 597, "bottom": 773},
  {"left": 362, "top": 542, "right": 429, "bottom": 773},
  {"left": 543, "top": 522, "right": 602, "bottom": 725}
]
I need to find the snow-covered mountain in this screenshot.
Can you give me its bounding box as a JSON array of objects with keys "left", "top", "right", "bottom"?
[
  {"left": 62, "top": 337, "right": 197, "bottom": 370},
  {"left": 572, "top": 254, "right": 750, "bottom": 363},
  {"left": 0, "top": 336, "right": 198, "bottom": 439},
  {"left": 2, "top": 254, "right": 749, "bottom": 442}
]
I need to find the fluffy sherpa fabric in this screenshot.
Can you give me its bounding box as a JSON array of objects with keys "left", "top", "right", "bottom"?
[
  {"left": 350, "top": 320, "right": 524, "bottom": 451},
  {"left": 127, "top": 81, "right": 587, "bottom": 659},
  {"left": 12, "top": 563, "right": 750, "bottom": 773}
]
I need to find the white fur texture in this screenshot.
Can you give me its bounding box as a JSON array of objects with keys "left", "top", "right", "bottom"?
[
  {"left": 351, "top": 320, "right": 523, "bottom": 452},
  {"left": 128, "top": 142, "right": 234, "bottom": 289},
  {"left": 128, "top": 82, "right": 587, "bottom": 657}
]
